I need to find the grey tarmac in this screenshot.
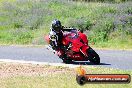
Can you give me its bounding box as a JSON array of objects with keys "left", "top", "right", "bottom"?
[{"left": 0, "top": 46, "right": 132, "bottom": 70}]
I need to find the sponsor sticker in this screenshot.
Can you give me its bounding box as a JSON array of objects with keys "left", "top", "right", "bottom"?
[{"left": 76, "top": 66, "right": 131, "bottom": 85}]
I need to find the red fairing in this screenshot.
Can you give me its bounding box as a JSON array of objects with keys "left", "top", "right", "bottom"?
[
  {"left": 62, "top": 31, "right": 90, "bottom": 61},
  {"left": 66, "top": 52, "right": 84, "bottom": 61},
  {"left": 78, "top": 32, "right": 88, "bottom": 45}
]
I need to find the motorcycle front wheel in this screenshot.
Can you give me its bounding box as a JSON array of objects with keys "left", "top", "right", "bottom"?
[{"left": 87, "top": 47, "right": 100, "bottom": 65}]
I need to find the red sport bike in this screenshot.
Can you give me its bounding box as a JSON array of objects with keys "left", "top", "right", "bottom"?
[{"left": 45, "top": 30, "right": 100, "bottom": 64}]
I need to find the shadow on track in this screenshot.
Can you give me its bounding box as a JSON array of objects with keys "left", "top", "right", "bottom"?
[{"left": 68, "top": 61, "right": 111, "bottom": 65}]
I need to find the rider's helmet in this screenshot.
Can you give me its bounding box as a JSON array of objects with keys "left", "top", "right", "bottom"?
[{"left": 51, "top": 19, "right": 62, "bottom": 33}]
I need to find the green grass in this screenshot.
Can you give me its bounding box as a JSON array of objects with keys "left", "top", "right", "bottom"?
[
  {"left": 90, "top": 37, "right": 132, "bottom": 49},
  {"left": 0, "top": 66, "right": 132, "bottom": 88},
  {"left": 0, "top": 0, "right": 132, "bottom": 49}
]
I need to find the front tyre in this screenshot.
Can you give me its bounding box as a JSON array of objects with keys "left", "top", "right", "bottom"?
[{"left": 87, "top": 47, "right": 100, "bottom": 65}]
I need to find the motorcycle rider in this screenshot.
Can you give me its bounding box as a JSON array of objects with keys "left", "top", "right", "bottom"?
[{"left": 49, "top": 19, "right": 77, "bottom": 58}]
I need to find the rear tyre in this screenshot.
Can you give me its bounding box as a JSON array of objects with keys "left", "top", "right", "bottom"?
[{"left": 87, "top": 47, "right": 100, "bottom": 65}]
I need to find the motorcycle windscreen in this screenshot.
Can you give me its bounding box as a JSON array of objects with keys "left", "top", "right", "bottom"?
[{"left": 63, "top": 32, "right": 85, "bottom": 52}]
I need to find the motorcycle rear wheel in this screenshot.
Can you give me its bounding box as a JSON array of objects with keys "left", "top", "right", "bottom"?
[{"left": 87, "top": 47, "right": 100, "bottom": 65}]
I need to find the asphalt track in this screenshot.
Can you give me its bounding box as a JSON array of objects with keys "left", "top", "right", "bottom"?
[{"left": 0, "top": 46, "right": 132, "bottom": 70}]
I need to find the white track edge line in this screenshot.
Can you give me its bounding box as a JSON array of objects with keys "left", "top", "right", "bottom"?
[{"left": 0, "top": 59, "right": 80, "bottom": 68}]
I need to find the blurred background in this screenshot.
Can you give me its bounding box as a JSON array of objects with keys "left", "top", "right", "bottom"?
[{"left": 0, "top": 0, "right": 131, "bottom": 49}]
